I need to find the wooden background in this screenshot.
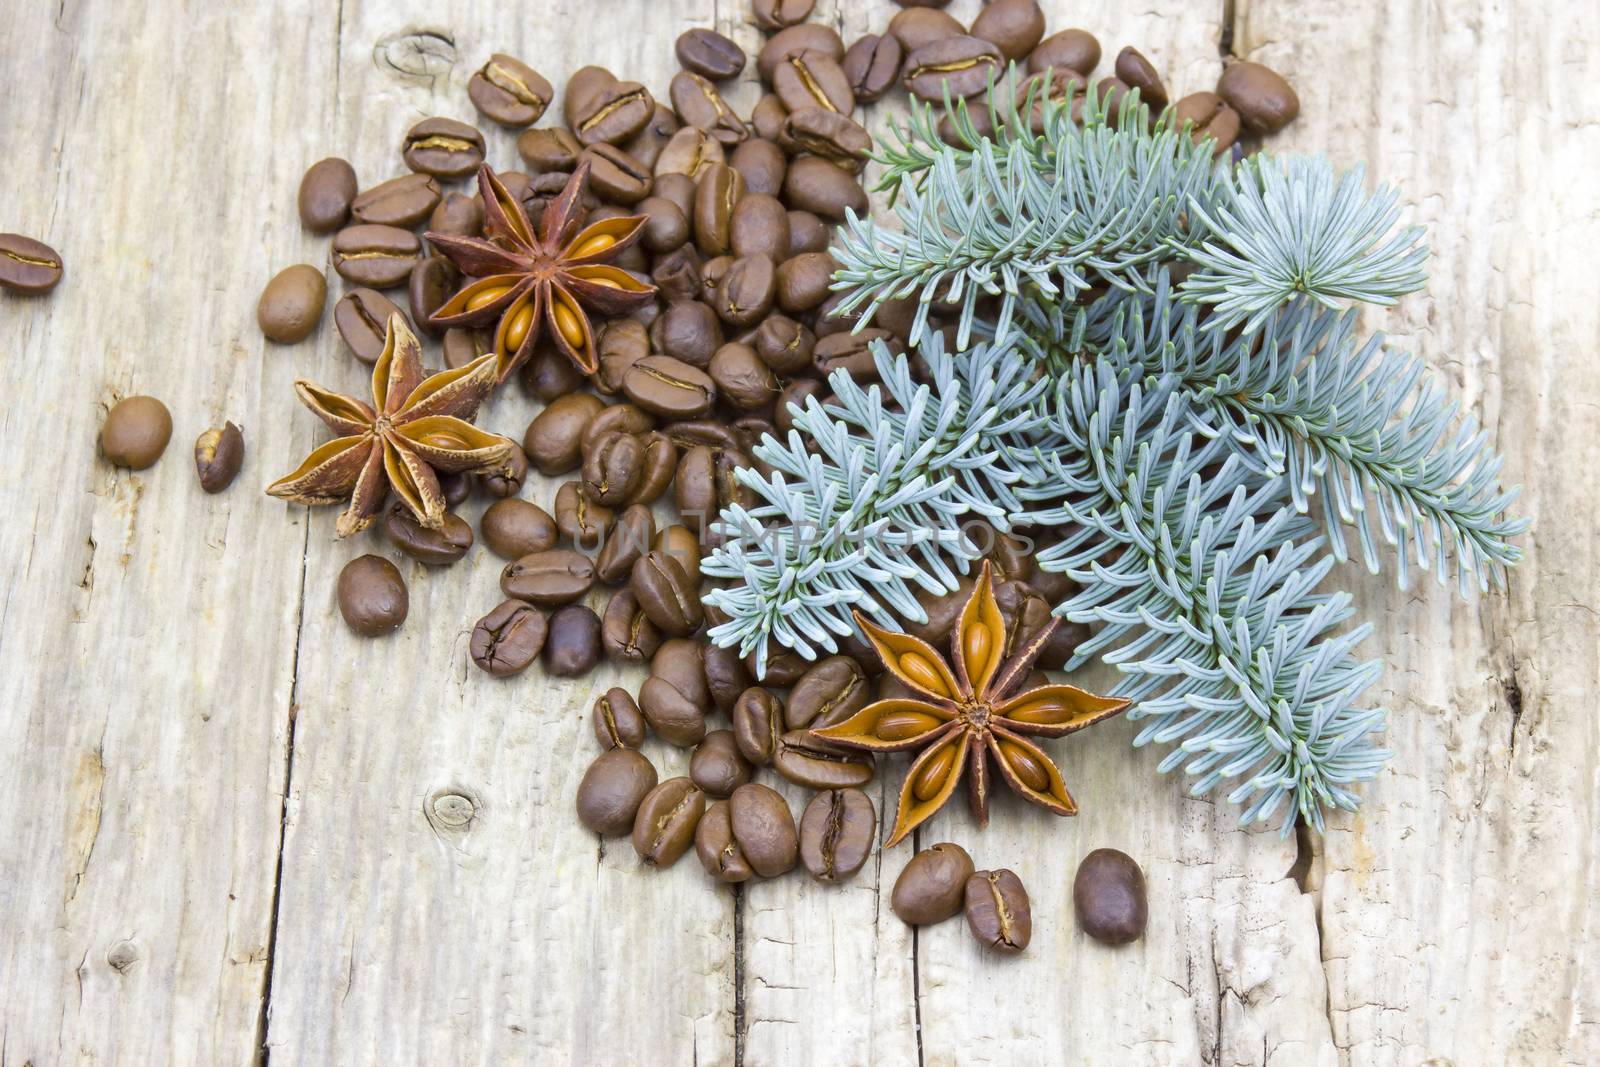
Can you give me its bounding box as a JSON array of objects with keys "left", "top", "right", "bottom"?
[{"left": 2, "top": 0, "right": 1595, "bottom": 1064}]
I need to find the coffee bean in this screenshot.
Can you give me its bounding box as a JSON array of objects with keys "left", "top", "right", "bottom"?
[
  {"left": 101, "top": 395, "right": 172, "bottom": 470},
  {"left": 1217, "top": 60, "right": 1299, "bottom": 134},
  {"left": 727, "top": 140, "right": 787, "bottom": 200},
  {"left": 660, "top": 419, "right": 746, "bottom": 455},
  {"left": 799, "top": 788, "right": 876, "bottom": 882},
  {"left": 635, "top": 195, "right": 691, "bottom": 254},
  {"left": 775, "top": 378, "right": 825, "bottom": 432},
  {"left": 905, "top": 36, "right": 1003, "bottom": 102},
  {"left": 785, "top": 210, "right": 830, "bottom": 255},
  {"left": 426, "top": 193, "right": 484, "bottom": 249},
  {"left": 970, "top": 0, "right": 1045, "bottom": 62},
  {"left": 582, "top": 144, "right": 653, "bottom": 205},
  {"left": 787, "top": 655, "right": 869, "bottom": 730},
  {"left": 654, "top": 127, "right": 725, "bottom": 183},
  {"left": 697, "top": 255, "right": 733, "bottom": 301},
  {"left": 773, "top": 51, "right": 855, "bottom": 115},
  {"left": 583, "top": 403, "right": 657, "bottom": 448},
  {"left": 650, "top": 245, "right": 703, "bottom": 304},
  {"left": 709, "top": 342, "right": 780, "bottom": 411},
  {"left": 754, "top": 315, "right": 816, "bottom": 375},
  {"left": 750, "top": 94, "right": 789, "bottom": 142},
  {"left": 670, "top": 72, "right": 748, "bottom": 147},
  {"left": 330, "top": 289, "right": 405, "bottom": 364},
  {"left": 653, "top": 524, "right": 704, "bottom": 585},
  {"left": 406, "top": 255, "right": 456, "bottom": 338},
  {"left": 468, "top": 53, "right": 553, "bottom": 128},
  {"left": 1172, "top": 92, "right": 1241, "bottom": 156},
  {"left": 622, "top": 104, "right": 681, "bottom": 171},
  {"left": 580, "top": 431, "right": 644, "bottom": 508},
  {"left": 631, "top": 550, "right": 703, "bottom": 637},
  {"left": 965, "top": 868, "right": 1032, "bottom": 953},
  {"left": 257, "top": 264, "right": 326, "bottom": 343},
  {"left": 632, "top": 432, "right": 679, "bottom": 506},
  {"left": 730, "top": 687, "right": 784, "bottom": 765},
  {"left": 673, "top": 445, "right": 719, "bottom": 531},
  {"left": 1095, "top": 76, "right": 1134, "bottom": 124},
  {"left": 351, "top": 173, "right": 441, "bottom": 228},
  {"left": 553, "top": 480, "right": 614, "bottom": 549},
  {"left": 1028, "top": 28, "right": 1101, "bottom": 76},
  {"left": 779, "top": 109, "right": 871, "bottom": 168},
  {"left": 602, "top": 586, "right": 664, "bottom": 663},
  {"left": 594, "top": 687, "right": 648, "bottom": 750},
  {"left": 757, "top": 24, "right": 844, "bottom": 82},
  {"left": 524, "top": 393, "right": 603, "bottom": 475},
  {"left": 751, "top": 0, "right": 814, "bottom": 32},
  {"left": 773, "top": 731, "right": 875, "bottom": 789},
  {"left": 703, "top": 643, "right": 753, "bottom": 715},
  {"left": 576, "top": 748, "right": 659, "bottom": 837},
  {"left": 593, "top": 321, "right": 649, "bottom": 397},
  {"left": 751, "top": 647, "right": 810, "bottom": 686},
  {"left": 814, "top": 328, "right": 893, "bottom": 381},
  {"left": 500, "top": 548, "right": 596, "bottom": 607},
  {"left": 695, "top": 800, "right": 754, "bottom": 883},
  {"left": 728, "top": 783, "right": 798, "bottom": 877},
  {"left": 296, "top": 158, "right": 358, "bottom": 234},
  {"left": 597, "top": 503, "right": 655, "bottom": 584},
  {"left": 641, "top": 655, "right": 709, "bottom": 746},
  {"left": 438, "top": 471, "right": 473, "bottom": 509},
  {"left": 1074, "top": 847, "right": 1147, "bottom": 944},
  {"left": 689, "top": 730, "right": 753, "bottom": 798},
  {"left": 891, "top": 842, "right": 974, "bottom": 925},
  {"left": 194, "top": 422, "right": 244, "bottom": 493},
  {"left": 713, "top": 255, "right": 776, "bottom": 328},
  {"left": 383, "top": 505, "right": 473, "bottom": 565},
  {"left": 775, "top": 251, "right": 838, "bottom": 313},
  {"left": 337, "top": 555, "right": 408, "bottom": 637},
  {"left": 692, "top": 163, "right": 745, "bottom": 257},
  {"left": 479, "top": 443, "right": 527, "bottom": 499},
  {"left": 516, "top": 127, "right": 583, "bottom": 174},
  {"left": 1114, "top": 46, "right": 1168, "bottom": 110},
  {"left": 544, "top": 604, "right": 602, "bottom": 676},
  {"left": 470, "top": 599, "right": 548, "bottom": 677},
  {"left": 566, "top": 67, "right": 656, "bottom": 146},
  {"left": 886, "top": 7, "right": 964, "bottom": 53},
  {"left": 842, "top": 34, "right": 903, "bottom": 103},
  {"left": 402, "top": 117, "right": 485, "bottom": 179},
  {"left": 332, "top": 224, "right": 421, "bottom": 288},
  {"left": 632, "top": 777, "right": 706, "bottom": 867},
  {"left": 782, "top": 157, "right": 867, "bottom": 221},
  {"left": 522, "top": 343, "right": 588, "bottom": 401},
  {"left": 623, "top": 354, "right": 717, "bottom": 420}
]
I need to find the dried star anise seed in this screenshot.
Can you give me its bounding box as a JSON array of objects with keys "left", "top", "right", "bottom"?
[
  {"left": 813, "top": 561, "right": 1130, "bottom": 846},
  {"left": 425, "top": 162, "right": 655, "bottom": 380},
  {"left": 266, "top": 314, "right": 515, "bottom": 537}
]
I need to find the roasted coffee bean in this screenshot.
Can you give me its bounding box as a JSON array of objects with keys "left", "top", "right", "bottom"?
[
  {"left": 662, "top": 301, "right": 728, "bottom": 368},
  {"left": 631, "top": 550, "right": 703, "bottom": 637},
  {"left": 787, "top": 655, "right": 869, "bottom": 730},
  {"left": 630, "top": 432, "right": 678, "bottom": 506},
  {"left": 773, "top": 731, "right": 875, "bottom": 789},
  {"left": 773, "top": 52, "right": 854, "bottom": 115},
  {"left": 296, "top": 158, "right": 358, "bottom": 234},
  {"left": 1028, "top": 28, "right": 1100, "bottom": 77},
  {"left": 905, "top": 36, "right": 1003, "bottom": 101},
  {"left": 775, "top": 378, "right": 825, "bottom": 433},
  {"left": 438, "top": 470, "right": 473, "bottom": 509},
  {"left": 779, "top": 108, "right": 870, "bottom": 166},
  {"left": 727, "top": 140, "right": 787, "bottom": 200},
  {"left": 500, "top": 548, "right": 595, "bottom": 606},
  {"left": 750, "top": 94, "right": 789, "bottom": 142},
  {"left": 754, "top": 314, "right": 816, "bottom": 375},
  {"left": 566, "top": 68, "right": 656, "bottom": 146},
  {"left": 194, "top": 422, "right": 244, "bottom": 493},
  {"left": 730, "top": 687, "right": 784, "bottom": 765},
  {"left": 653, "top": 127, "right": 725, "bottom": 182},
  {"left": 594, "top": 321, "right": 649, "bottom": 398},
  {"left": 623, "top": 354, "right": 717, "bottom": 419},
  {"left": 580, "top": 431, "right": 645, "bottom": 507},
  {"left": 101, "top": 396, "right": 172, "bottom": 469},
  {"left": 406, "top": 254, "right": 456, "bottom": 338},
  {"left": 351, "top": 173, "right": 441, "bottom": 228},
  {"left": 673, "top": 445, "right": 718, "bottom": 530},
  {"left": 1172, "top": 91, "right": 1241, "bottom": 156},
  {"left": 891, "top": 842, "right": 974, "bottom": 925},
  {"left": 651, "top": 175, "right": 696, "bottom": 224},
  {"left": 594, "top": 687, "right": 648, "bottom": 750},
  {"left": 697, "top": 255, "right": 734, "bottom": 301},
  {"left": 478, "top": 442, "right": 526, "bottom": 499},
  {"left": 426, "top": 193, "right": 485, "bottom": 249},
  {"left": 633, "top": 777, "right": 705, "bottom": 867},
  {"left": 670, "top": 72, "right": 748, "bottom": 147},
  {"left": 695, "top": 801, "right": 754, "bottom": 883},
  {"left": 552, "top": 480, "right": 614, "bottom": 549},
  {"left": 577, "top": 749, "right": 658, "bottom": 835},
  {"left": 544, "top": 604, "right": 602, "bottom": 676},
  {"left": 757, "top": 24, "right": 844, "bottom": 82},
  {"left": 713, "top": 255, "right": 776, "bottom": 328},
  {"left": 814, "top": 328, "right": 893, "bottom": 381},
  {"left": 703, "top": 643, "right": 753, "bottom": 715},
  {"left": 641, "top": 641, "right": 710, "bottom": 745},
  {"left": 965, "top": 869, "right": 1032, "bottom": 953},
  {"left": 904, "top": 575, "right": 975, "bottom": 644},
  {"left": 660, "top": 419, "right": 746, "bottom": 454},
  {"left": 775, "top": 251, "right": 838, "bottom": 313},
  {"left": 582, "top": 144, "right": 653, "bottom": 204},
  {"left": 635, "top": 195, "right": 691, "bottom": 254},
  {"left": 602, "top": 586, "right": 664, "bottom": 663},
  {"left": 728, "top": 783, "right": 798, "bottom": 877},
  {"left": 690, "top": 730, "right": 753, "bottom": 798},
  {"left": 332, "top": 224, "right": 421, "bottom": 288},
  {"left": 1108, "top": 48, "right": 1163, "bottom": 111},
  {"left": 438, "top": 327, "right": 488, "bottom": 372},
  {"left": 970, "top": 0, "right": 1045, "bottom": 62},
  {"left": 752, "top": 647, "right": 810, "bottom": 686},
  {"left": 513, "top": 342, "right": 581, "bottom": 399},
  {"left": 583, "top": 403, "right": 657, "bottom": 449},
  {"left": 1074, "top": 847, "right": 1148, "bottom": 944},
  {"left": 838, "top": 36, "right": 900, "bottom": 108},
  {"left": 336, "top": 554, "right": 407, "bottom": 639},
  {"left": 692, "top": 163, "right": 745, "bottom": 257},
  {"left": 653, "top": 524, "right": 703, "bottom": 585},
  {"left": 257, "top": 264, "right": 326, "bottom": 343},
  {"left": 785, "top": 210, "right": 830, "bottom": 255},
  {"left": 468, "top": 53, "right": 553, "bottom": 128},
  {"left": 402, "top": 117, "right": 484, "bottom": 179},
  {"left": 524, "top": 393, "right": 603, "bottom": 475},
  {"left": 1094, "top": 76, "right": 1135, "bottom": 124},
  {"left": 709, "top": 342, "right": 780, "bottom": 410},
  {"left": 799, "top": 788, "right": 875, "bottom": 882},
  {"left": 383, "top": 505, "right": 473, "bottom": 565},
  {"left": 783, "top": 157, "right": 868, "bottom": 221},
  {"left": 470, "top": 599, "right": 548, "bottom": 676},
  {"left": 651, "top": 244, "right": 703, "bottom": 303},
  {"left": 480, "top": 499, "right": 557, "bottom": 560},
  {"left": 1217, "top": 60, "right": 1299, "bottom": 134},
  {"left": 615, "top": 104, "right": 676, "bottom": 171},
  {"left": 516, "top": 127, "right": 582, "bottom": 174},
  {"left": 751, "top": 0, "right": 814, "bottom": 31},
  {"left": 597, "top": 503, "right": 655, "bottom": 584},
  {"left": 887, "top": 7, "right": 964, "bottom": 53}
]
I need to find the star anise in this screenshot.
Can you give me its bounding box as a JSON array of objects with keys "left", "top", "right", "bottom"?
[
  {"left": 267, "top": 314, "right": 515, "bottom": 537},
  {"left": 426, "top": 162, "right": 654, "bottom": 380},
  {"left": 814, "top": 561, "right": 1130, "bottom": 846}
]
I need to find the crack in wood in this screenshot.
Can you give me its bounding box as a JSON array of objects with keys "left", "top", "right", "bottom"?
[{"left": 733, "top": 882, "right": 746, "bottom": 1067}]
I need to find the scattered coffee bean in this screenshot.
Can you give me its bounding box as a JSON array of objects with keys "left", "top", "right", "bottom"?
[
  {"left": 470, "top": 599, "right": 548, "bottom": 677},
  {"left": 332, "top": 224, "right": 421, "bottom": 288},
  {"left": 632, "top": 777, "right": 706, "bottom": 867},
  {"left": 773, "top": 730, "right": 875, "bottom": 789},
  {"left": 753, "top": 647, "right": 810, "bottom": 686},
  {"left": 752, "top": 0, "right": 814, "bottom": 32},
  {"left": 1114, "top": 46, "right": 1168, "bottom": 110},
  {"left": 480, "top": 444, "right": 527, "bottom": 498},
  {"left": 622, "top": 104, "right": 681, "bottom": 171},
  {"left": 713, "top": 255, "right": 777, "bottom": 328},
  {"left": 351, "top": 173, "right": 441, "bottom": 228},
  {"left": 1217, "top": 60, "right": 1300, "bottom": 134},
  {"left": 703, "top": 642, "right": 753, "bottom": 714},
  {"left": 582, "top": 143, "right": 654, "bottom": 205},
  {"left": 602, "top": 586, "right": 664, "bottom": 663},
  {"left": 727, "top": 139, "right": 787, "bottom": 199},
  {"left": 654, "top": 127, "right": 725, "bottom": 182},
  {"left": 695, "top": 800, "right": 754, "bottom": 883},
  {"left": 731, "top": 687, "right": 784, "bottom": 765},
  {"left": 750, "top": 94, "right": 789, "bottom": 142},
  {"left": 653, "top": 524, "right": 703, "bottom": 585},
  {"left": 728, "top": 783, "right": 798, "bottom": 877},
  {"left": 524, "top": 393, "right": 604, "bottom": 475},
  {"left": 578, "top": 748, "right": 659, "bottom": 836},
  {"left": 787, "top": 655, "right": 870, "bottom": 730},
  {"left": 970, "top": 0, "right": 1045, "bottom": 62},
  {"left": 671, "top": 71, "right": 749, "bottom": 147},
  {"left": 553, "top": 480, "right": 614, "bottom": 549},
  {"left": 757, "top": 25, "right": 844, "bottom": 82},
  {"left": 1029, "top": 28, "right": 1101, "bottom": 76},
  {"left": 887, "top": 7, "right": 964, "bottom": 54},
  {"left": 773, "top": 51, "right": 854, "bottom": 115},
  {"left": 296, "top": 158, "right": 358, "bottom": 234},
  {"left": 690, "top": 730, "right": 754, "bottom": 798},
  {"left": 842, "top": 34, "right": 903, "bottom": 103},
  {"left": 337, "top": 555, "right": 408, "bottom": 637},
  {"left": 522, "top": 344, "right": 588, "bottom": 401},
  {"left": 631, "top": 549, "right": 703, "bottom": 637},
  {"left": 468, "top": 53, "right": 553, "bottom": 128},
  {"left": 194, "top": 421, "right": 245, "bottom": 493},
  {"left": 905, "top": 36, "right": 1004, "bottom": 102},
  {"left": 479, "top": 499, "right": 556, "bottom": 561},
  {"left": 500, "top": 548, "right": 595, "bottom": 607},
  {"left": 101, "top": 395, "right": 172, "bottom": 470},
  {"left": 965, "top": 868, "right": 1032, "bottom": 953},
  {"left": 623, "top": 354, "right": 717, "bottom": 419},
  {"left": 582, "top": 430, "right": 646, "bottom": 507},
  {"left": 709, "top": 342, "right": 780, "bottom": 410},
  {"left": 1074, "top": 847, "right": 1148, "bottom": 944},
  {"left": 257, "top": 264, "right": 326, "bottom": 343},
  {"left": 597, "top": 503, "right": 655, "bottom": 584},
  {"left": 636, "top": 195, "right": 691, "bottom": 254},
  {"left": 631, "top": 432, "right": 679, "bottom": 505},
  {"left": 814, "top": 328, "right": 891, "bottom": 381},
  {"left": 785, "top": 209, "right": 830, "bottom": 255},
  {"left": 333, "top": 288, "right": 408, "bottom": 364},
  {"left": 783, "top": 156, "right": 868, "bottom": 221},
  {"left": 775, "top": 251, "right": 838, "bottom": 313},
  {"left": 799, "top": 788, "right": 875, "bottom": 882},
  {"left": 594, "top": 686, "right": 648, "bottom": 750},
  {"left": 544, "top": 604, "right": 602, "bottom": 676},
  {"left": 402, "top": 117, "right": 485, "bottom": 179},
  {"left": 754, "top": 314, "right": 816, "bottom": 375},
  {"left": 566, "top": 68, "right": 656, "bottom": 146},
  {"left": 407, "top": 254, "right": 456, "bottom": 337},
  {"left": 1172, "top": 91, "right": 1242, "bottom": 156},
  {"left": 383, "top": 505, "right": 473, "bottom": 565},
  {"left": 516, "top": 126, "right": 583, "bottom": 174},
  {"left": 891, "top": 842, "right": 974, "bottom": 925},
  {"left": 438, "top": 471, "right": 473, "bottom": 509}
]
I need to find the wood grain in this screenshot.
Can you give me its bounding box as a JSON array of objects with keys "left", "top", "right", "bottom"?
[{"left": 0, "top": 1, "right": 1592, "bottom": 1065}]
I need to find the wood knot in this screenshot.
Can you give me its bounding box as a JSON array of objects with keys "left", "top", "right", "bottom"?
[
  {"left": 424, "top": 786, "right": 481, "bottom": 837},
  {"left": 106, "top": 939, "right": 139, "bottom": 973},
  {"left": 373, "top": 30, "right": 457, "bottom": 85}
]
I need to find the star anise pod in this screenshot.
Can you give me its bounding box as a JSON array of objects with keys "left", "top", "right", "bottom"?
[
  {"left": 425, "top": 162, "right": 654, "bottom": 380},
  {"left": 267, "top": 314, "right": 515, "bottom": 537},
  {"left": 814, "top": 561, "right": 1130, "bottom": 846}
]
